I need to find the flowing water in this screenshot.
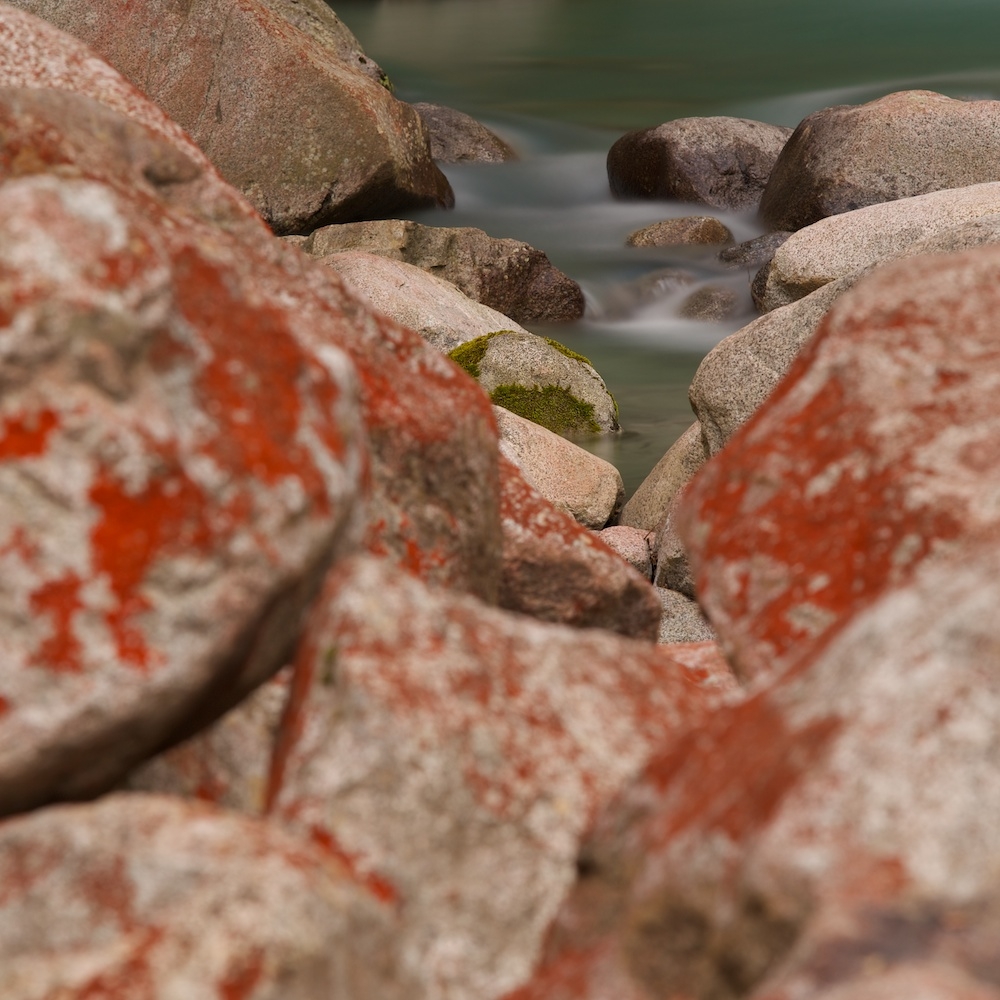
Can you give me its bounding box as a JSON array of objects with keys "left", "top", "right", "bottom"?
[{"left": 333, "top": 0, "right": 1000, "bottom": 493}]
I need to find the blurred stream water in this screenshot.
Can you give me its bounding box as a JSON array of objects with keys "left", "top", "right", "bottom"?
[{"left": 333, "top": 0, "right": 1000, "bottom": 494}]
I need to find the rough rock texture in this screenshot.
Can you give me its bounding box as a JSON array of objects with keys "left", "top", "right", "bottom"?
[
  {"left": 656, "top": 588, "right": 716, "bottom": 644},
  {"left": 679, "top": 285, "right": 742, "bottom": 321},
  {"left": 655, "top": 640, "right": 738, "bottom": 698},
  {"left": 607, "top": 117, "right": 792, "bottom": 212},
  {"left": 508, "top": 539, "right": 1000, "bottom": 1000},
  {"left": 495, "top": 406, "right": 624, "bottom": 529},
  {"left": 652, "top": 492, "right": 695, "bottom": 598},
  {"left": 689, "top": 276, "right": 855, "bottom": 456},
  {"left": 315, "top": 250, "right": 531, "bottom": 353},
  {"left": 6, "top": 0, "right": 452, "bottom": 233},
  {"left": 619, "top": 422, "right": 708, "bottom": 531},
  {"left": 626, "top": 216, "right": 733, "bottom": 247},
  {"left": 413, "top": 101, "right": 517, "bottom": 164},
  {"left": 0, "top": 90, "right": 368, "bottom": 817},
  {"left": 266, "top": 555, "right": 724, "bottom": 1000},
  {"left": 596, "top": 526, "right": 653, "bottom": 580},
  {"left": 300, "top": 218, "right": 584, "bottom": 324},
  {"left": 718, "top": 231, "right": 793, "bottom": 271},
  {"left": 452, "top": 330, "right": 619, "bottom": 437},
  {"left": 499, "top": 456, "right": 661, "bottom": 639},
  {"left": 0, "top": 794, "right": 413, "bottom": 998},
  {"left": 759, "top": 181, "right": 1000, "bottom": 310},
  {"left": 760, "top": 89, "right": 1000, "bottom": 231},
  {"left": 681, "top": 245, "right": 1000, "bottom": 682}
]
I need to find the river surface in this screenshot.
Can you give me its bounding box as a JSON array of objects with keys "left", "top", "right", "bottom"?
[{"left": 334, "top": 0, "right": 1000, "bottom": 493}]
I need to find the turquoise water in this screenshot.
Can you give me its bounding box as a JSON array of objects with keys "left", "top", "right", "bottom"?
[{"left": 333, "top": 0, "right": 1000, "bottom": 493}]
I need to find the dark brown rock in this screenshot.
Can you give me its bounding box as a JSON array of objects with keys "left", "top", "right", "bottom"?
[
  {"left": 413, "top": 101, "right": 518, "bottom": 163},
  {"left": 626, "top": 215, "right": 733, "bottom": 247}
]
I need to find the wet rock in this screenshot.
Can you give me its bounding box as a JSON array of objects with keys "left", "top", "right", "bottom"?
[
  {"left": 681, "top": 245, "right": 1000, "bottom": 682},
  {"left": 607, "top": 116, "right": 792, "bottom": 212},
  {"left": 495, "top": 405, "right": 624, "bottom": 529},
  {"left": 625, "top": 215, "right": 733, "bottom": 247},
  {"left": 450, "top": 330, "right": 619, "bottom": 437},
  {"left": 413, "top": 101, "right": 518, "bottom": 163},
  {"left": 317, "top": 250, "right": 532, "bottom": 353},
  {"left": 656, "top": 587, "right": 716, "bottom": 644},
  {"left": 619, "top": 422, "right": 708, "bottom": 531},
  {"left": 759, "top": 181, "right": 1000, "bottom": 310},
  {"left": 0, "top": 92, "right": 367, "bottom": 817},
  {"left": 266, "top": 554, "right": 722, "bottom": 1000},
  {"left": 300, "top": 218, "right": 584, "bottom": 324},
  {"left": 718, "top": 230, "right": 792, "bottom": 271},
  {"left": 596, "top": 526, "right": 654, "bottom": 580},
  {"left": 597, "top": 267, "right": 698, "bottom": 320},
  {"left": 678, "top": 284, "right": 742, "bottom": 320},
  {"left": 761, "top": 89, "right": 1000, "bottom": 231},
  {"left": 511, "top": 538, "right": 1000, "bottom": 1000},
  {"left": 7, "top": 0, "right": 453, "bottom": 233},
  {"left": 499, "top": 456, "right": 662, "bottom": 639},
  {"left": 0, "top": 794, "right": 413, "bottom": 998}
]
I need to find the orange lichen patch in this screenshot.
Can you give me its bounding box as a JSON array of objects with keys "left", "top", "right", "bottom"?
[
  {"left": 72, "top": 926, "right": 163, "bottom": 1000},
  {"left": 0, "top": 694, "right": 10, "bottom": 716},
  {"left": 29, "top": 571, "right": 84, "bottom": 673},
  {"left": 75, "top": 856, "right": 136, "bottom": 930},
  {"left": 308, "top": 824, "right": 399, "bottom": 906},
  {"left": 0, "top": 407, "right": 59, "bottom": 459},
  {"left": 217, "top": 951, "right": 265, "bottom": 1000},
  {"left": 501, "top": 941, "right": 620, "bottom": 1000}
]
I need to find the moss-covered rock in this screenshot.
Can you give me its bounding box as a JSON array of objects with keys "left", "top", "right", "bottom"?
[{"left": 490, "top": 385, "right": 601, "bottom": 436}]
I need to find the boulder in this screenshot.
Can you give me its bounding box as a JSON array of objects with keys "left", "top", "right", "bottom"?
[
  {"left": 760, "top": 90, "right": 1000, "bottom": 231},
  {"left": 652, "top": 492, "right": 695, "bottom": 598},
  {"left": 680, "top": 245, "right": 1000, "bottom": 682},
  {"left": 625, "top": 216, "right": 733, "bottom": 247},
  {"left": 596, "top": 526, "right": 653, "bottom": 580},
  {"left": 0, "top": 794, "right": 413, "bottom": 998},
  {"left": 300, "top": 218, "right": 584, "bottom": 324},
  {"left": 718, "top": 230, "right": 792, "bottom": 271},
  {"left": 412, "top": 101, "right": 517, "bottom": 163},
  {"left": 495, "top": 405, "right": 624, "bottom": 529},
  {"left": 656, "top": 588, "right": 715, "bottom": 644},
  {"left": 607, "top": 116, "right": 792, "bottom": 212},
  {"left": 498, "top": 456, "right": 662, "bottom": 639},
  {"left": 0, "top": 91, "right": 367, "bottom": 817},
  {"left": 759, "top": 181, "right": 1000, "bottom": 310},
  {"left": 451, "top": 330, "right": 619, "bottom": 437},
  {"left": 596, "top": 267, "right": 698, "bottom": 320},
  {"left": 508, "top": 538, "right": 1000, "bottom": 1000},
  {"left": 5, "top": 0, "right": 452, "bottom": 233},
  {"left": 316, "top": 250, "right": 531, "bottom": 353},
  {"left": 654, "top": 640, "right": 738, "bottom": 698},
  {"left": 265, "top": 555, "right": 727, "bottom": 1000},
  {"left": 678, "top": 284, "right": 743, "bottom": 321},
  {"left": 619, "top": 422, "right": 707, "bottom": 531}
]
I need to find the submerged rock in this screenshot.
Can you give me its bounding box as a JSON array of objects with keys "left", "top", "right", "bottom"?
[
  {"left": 607, "top": 116, "right": 792, "bottom": 212},
  {"left": 412, "top": 101, "right": 518, "bottom": 163}
]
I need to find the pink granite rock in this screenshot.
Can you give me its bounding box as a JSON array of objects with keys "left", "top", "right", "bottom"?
[{"left": 0, "top": 793, "right": 414, "bottom": 998}]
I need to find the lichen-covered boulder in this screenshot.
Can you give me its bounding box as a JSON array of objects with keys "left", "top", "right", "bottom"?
[
  {"left": 0, "top": 794, "right": 414, "bottom": 998},
  {"left": 760, "top": 90, "right": 1000, "bottom": 231},
  {"left": 5, "top": 0, "right": 452, "bottom": 232},
  {"left": 412, "top": 101, "right": 518, "bottom": 163},
  {"left": 300, "top": 218, "right": 584, "bottom": 324},
  {"left": 607, "top": 117, "right": 792, "bottom": 212},
  {"left": 451, "top": 330, "right": 619, "bottom": 437}
]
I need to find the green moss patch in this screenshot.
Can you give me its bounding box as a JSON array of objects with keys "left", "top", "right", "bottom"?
[
  {"left": 448, "top": 331, "right": 515, "bottom": 379},
  {"left": 490, "top": 383, "right": 601, "bottom": 436},
  {"left": 543, "top": 337, "right": 593, "bottom": 368}
]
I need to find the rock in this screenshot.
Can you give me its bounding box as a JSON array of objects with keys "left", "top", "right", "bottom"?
[
  {"left": 596, "top": 526, "right": 653, "bottom": 580},
  {"left": 499, "top": 456, "right": 662, "bottom": 639},
  {"left": 300, "top": 218, "right": 584, "bottom": 324},
  {"left": 656, "top": 588, "right": 715, "bottom": 644},
  {"left": 718, "top": 230, "right": 792, "bottom": 271},
  {"left": 0, "top": 793, "right": 413, "bottom": 998},
  {"left": 678, "top": 284, "right": 742, "bottom": 321},
  {"left": 655, "top": 640, "right": 738, "bottom": 698},
  {"left": 596, "top": 267, "right": 698, "bottom": 320},
  {"left": 760, "top": 90, "right": 1000, "bottom": 231},
  {"left": 451, "top": 330, "right": 619, "bottom": 437},
  {"left": 607, "top": 116, "right": 793, "bottom": 212},
  {"left": 6, "top": 0, "right": 452, "bottom": 233},
  {"left": 412, "top": 101, "right": 517, "bottom": 163},
  {"left": 652, "top": 492, "right": 695, "bottom": 598},
  {"left": 758, "top": 181, "right": 1000, "bottom": 310},
  {"left": 511, "top": 538, "right": 1000, "bottom": 1000},
  {"left": 317, "top": 250, "right": 532, "bottom": 353},
  {"left": 680, "top": 245, "right": 1000, "bottom": 682},
  {"left": 265, "top": 554, "right": 725, "bottom": 1000},
  {"left": 495, "top": 406, "right": 624, "bottom": 529},
  {"left": 625, "top": 216, "right": 733, "bottom": 247},
  {"left": 619, "top": 422, "right": 708, "bottom": 531},
  {"left": 0, "top": 91, "right": 368, "bottom": 816},
  {"left": 689, "top": 276, "right": 856, "bottom": 456},
  {"left": 904, "top": 210, "right": 1000, "bottom": 255}
]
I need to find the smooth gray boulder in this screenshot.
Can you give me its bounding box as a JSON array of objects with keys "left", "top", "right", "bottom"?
[
  {"left": 761, "top": 90, "right": 1000, "bottom": 231},
  {"left": 300, "top": 218, "right": 584, "bottom": 324},
  {"left": 608, "top": 116, "right": 793, "bottom": 212},
  {"left": 494, "top": 405, "right": 624, "bottom": 528},
  {"left": 412, "top": 101, "right": 517, "bottom": 163},
  {"left": 759, "top": 181, "right": 1000, "bottom": 311}
]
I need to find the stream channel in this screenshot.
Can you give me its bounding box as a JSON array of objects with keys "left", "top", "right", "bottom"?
[{"left": 333, "top": 0, "right": 1000, "bottom": 495}]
